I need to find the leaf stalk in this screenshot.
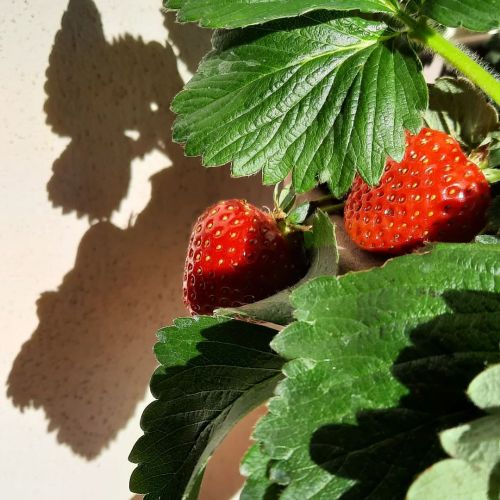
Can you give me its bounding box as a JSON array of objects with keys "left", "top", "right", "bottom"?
[
  {"left": 399, "top": 12, "right": 500, "bottom": 105},
  {"left": 318, "top": 201, "right": 345, "bottom": 215}
]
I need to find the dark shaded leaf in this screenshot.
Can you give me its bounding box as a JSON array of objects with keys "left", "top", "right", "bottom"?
[
  {"left": 487, "top": 196, "right": 500, "bottom": 234},
  {"left": 129, "top": 316, "right": 283, "bottom": 499},
  {"left": 408, "top": 364, "right": 500, "bottom": 500},
  {"left": 424, "top": 77, "right": 498, "bottom": 150}
]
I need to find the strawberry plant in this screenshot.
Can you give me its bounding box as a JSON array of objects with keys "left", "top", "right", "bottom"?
[{"left": 130, "top": 1, "right": 500, "bottom": 499}]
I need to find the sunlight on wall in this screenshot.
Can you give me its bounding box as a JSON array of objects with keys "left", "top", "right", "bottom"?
[{"left": 0, "top": 1, "right": 271, "bottom": 498}]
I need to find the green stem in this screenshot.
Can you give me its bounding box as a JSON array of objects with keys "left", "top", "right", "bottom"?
[
  {"left": 399, "top": 13, "right": 500, "bottom": 105},
  {"left": 319, "top": 201, "right": 345, "bottom": 215},
  {"left": 310, "top": 193, "right": 343, "bottom": 206},
  {"left": 308, "top": 194, "right": 345, "bottom": 215}
]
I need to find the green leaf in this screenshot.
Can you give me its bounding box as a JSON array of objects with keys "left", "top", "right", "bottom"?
[
  {"left": 441, "top": 415, "right": 500, "bottom": 465},
  {"left": 487, "top": 132, "right": 500, "bottom": 169},
  {"left": 301, "top": 210, "right": 339, "bottom": 276},
  {"left": 165, "top": 0, "right": 397, "bottom": 29},
  {"left": 469, "top": 363, "right": 500, "bottom": 411},
  {"left": 423, "top": 0, "right": 500, "bottom": 32},
  {"left": 172, "top": 12, "right": 427, "bottom": 196},
  {"left": 407, "top": 459, "right": 491, "bottom": 500},
  {"left": 216, "top": 210, "right": 338, "bottom": 325},
  {"left": 129, "top": 316, "right": 284, "bottom": 499},
  {"left": 452, "top": 364, "right": 500, "bottom": 468},
  {"left": 476, "top": 234, "right": 500, "bottom": 244},
  {"left": 274, "top": 184, "right": 296, "bottom": 214},
  {"left": 247, "top": 243, "right": 500, "bottom": 498},
  {"left": 424, "top": 77, "right": 499, "bottom": 150},
  {"left": 408, "top": 364, "right": 500, "bottom": 500},
  {"left": 240, "top": 444, "right": 282, "bottom": 499},
  {"left": 286, "top": 202, "right": 310, "bottom": 225}
]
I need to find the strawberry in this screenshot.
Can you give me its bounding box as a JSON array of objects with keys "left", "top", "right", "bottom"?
[
  {"left": 344, "top": 128, "right": 491, "bottom": 254},
  {"left": 183, "top": 199, "right": 308, "bottom": 315}
]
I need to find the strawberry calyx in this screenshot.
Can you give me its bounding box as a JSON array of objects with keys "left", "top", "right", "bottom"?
[
  {"left": 273, "top": 182, "right": 345, "bottom": 230},
  {"left": 482, "top": 168, "right": 500, "bottom": 184},
  {"left": 468, "top": 132, "right": 500, "bottom": 184},
  {"left": 272, "top": 183, "right": 312, "bottom": 233}
]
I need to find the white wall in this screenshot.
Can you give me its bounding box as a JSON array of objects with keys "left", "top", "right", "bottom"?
[{"left": 0, "top": 1, "right": 272, "bottom": 498}]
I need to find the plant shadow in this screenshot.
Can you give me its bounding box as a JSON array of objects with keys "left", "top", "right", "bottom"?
[
  {"left": 164, "top": 11, "right": 213, "bottom": 74},
  {"left": 7, "top": 0, "right": 270, "bottom": 460},
  {"left": 43, "top": 0, "right": 172, "bottom": 220},
  {"left": 310, "top": 290, "right": 500, "bottom": 498}
]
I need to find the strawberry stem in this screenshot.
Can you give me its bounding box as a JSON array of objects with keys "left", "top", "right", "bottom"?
[
  {"left": 310, "top": 193, "right": 344, "bottom": 209},
  {"left": 319, "top": 201, "right": 345, "bottom": 215},
  {"left": 399, "top": 13, "right": 500, "bottom": 106},
  {"left": 308, "top": 194, "right": 345, "bottom": 215}
]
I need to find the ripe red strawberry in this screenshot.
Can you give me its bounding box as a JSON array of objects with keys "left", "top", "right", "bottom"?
[
  {"left": 344, "top": 128, "right": 491, "bottom": 254},
  {"left": 183, "top": 199, "right": 308, "bottom": 315}
]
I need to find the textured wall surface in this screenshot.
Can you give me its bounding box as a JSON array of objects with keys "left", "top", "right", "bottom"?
[{"left": 0, "top": 1, "right": 271, "bottom": 498}]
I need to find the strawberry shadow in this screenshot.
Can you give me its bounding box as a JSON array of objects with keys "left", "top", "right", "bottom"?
[
  {"left": 7, "top": 0, "right": 271, "bottom": 460},
  {"left": 309, "top": 290, "right": 500, "bottom": 498}
]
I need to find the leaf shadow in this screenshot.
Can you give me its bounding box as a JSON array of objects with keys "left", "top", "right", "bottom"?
[
  {"left": 164, "top": 11, "right": 213, "bottom": 74},
  {"left": 310, "top": 290, "right": 500, "bottom": 498},
  {"left": 6, "top": 0, "right": 270, "bottom": 461},
  {"left": 43, "top": 0, "right": 174, "bottom": 220},
  {"left": 43, "top": 0, "right": 213, "bottom": 221}
]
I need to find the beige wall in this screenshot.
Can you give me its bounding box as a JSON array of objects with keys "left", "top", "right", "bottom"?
[{"left": 0, "top": 1, "right": 272, "bottom": 498}]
